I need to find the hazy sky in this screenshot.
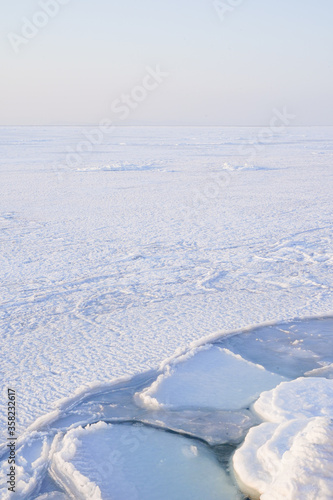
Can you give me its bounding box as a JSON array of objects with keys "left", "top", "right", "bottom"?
[{"left": 1, "top": 0, "right": 332, "bottom": 125}]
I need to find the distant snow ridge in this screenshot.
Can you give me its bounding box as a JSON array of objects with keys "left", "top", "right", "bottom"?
[
  {"left": 76, "top": 160, "right": 166, "bottom": 172},
  {"left": 233, "top": 377, "right": 333, "bottom": 499},
  {"left": 221, "top": 162, "right": 273, "bottom": 171}
]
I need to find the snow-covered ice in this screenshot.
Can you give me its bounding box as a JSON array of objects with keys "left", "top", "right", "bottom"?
[
  {"left": 253, "top": 376, "right": 333, "bottom": 422},
  {"left": 1, "top": 126, "right": 332, "bottom": 441},
  {"left": 234, "top": 375, "right": 333, "bottom": 498},
  {"left": 233, "top": 417, "right": 333, "bottom": 500},
  {"left": 50, "top": 421, "right": 241, "bottom": 500},
  {"left": 135, "top": 345, "right": 286, "bottom": 410},
  {"left": 0, "top": 126, "right": 332, "bottom": 498}
]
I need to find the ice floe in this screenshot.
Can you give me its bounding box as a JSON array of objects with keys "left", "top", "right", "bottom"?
[
  {"left": 253, "top": 377, "right": 333, "bottom": 422},
  {"left": 135, "top": 345, "right": 287, "bottom": 411},
  {"left": 234, "top": 375, "right": 333, "bottom": 499},
  {"left": 50, "top": 421, "right": 241, "bottom": 500},
  {"left": 233, "top": 417, "right": 333, "bottom": 500}
]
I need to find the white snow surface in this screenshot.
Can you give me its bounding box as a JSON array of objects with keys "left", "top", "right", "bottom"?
[
  {"left": 1, "top": 126, "right": 333, "bottom": 442},
  {"left": 50, "top": 421, "right": 241, "bottom": 500},
  {"left": 135, "top": 345, "right": 287, "bottom": 410},
  {"left": 233, "top": 417, "right": 333, "bottom": 500},
  {"left": 253, "top": 377, "right": 333, "bottom": 422}
]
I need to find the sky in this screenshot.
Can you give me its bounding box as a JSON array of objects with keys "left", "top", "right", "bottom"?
[{"left": 0, "top": 0, "right": 332, "bottom": 126}]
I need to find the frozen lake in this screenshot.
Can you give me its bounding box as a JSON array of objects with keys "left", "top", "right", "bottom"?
[{"left": 0, "top": 126, "right": 332, "bottom": 498}]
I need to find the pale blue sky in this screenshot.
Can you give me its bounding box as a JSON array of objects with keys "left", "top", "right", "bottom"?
[{"left": 1, "top": 0, "right": 332, "bottom": 125}]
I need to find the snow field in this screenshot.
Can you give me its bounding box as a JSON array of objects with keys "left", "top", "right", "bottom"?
[
  {"left": 1, "top": 126, "right": 332, "bottom": 442},
  {"left": 0, "top": 126, "right": 332, "bottom": 499}
]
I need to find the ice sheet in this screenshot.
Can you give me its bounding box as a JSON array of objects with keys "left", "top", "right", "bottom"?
[
  {"left": 63, "top": 405, "right": 256, "bottom": 445},
  {"left": 219, "top": 317, "right": 333, "bottom": 378},
  {"left": 1, "top": 126, "right": 332, "bottom": 441},
  {"left": 138, "top": 409, "right": 257, "bottom": 445},
  {"left": 50, "top": 421, "right": 241, "bottom": 500},
  {"left": 136, "top": 345, "right": 287, "bottom": 411},
  {"left": 233, "top": 417, "right": 333, "bottom": 500}
]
